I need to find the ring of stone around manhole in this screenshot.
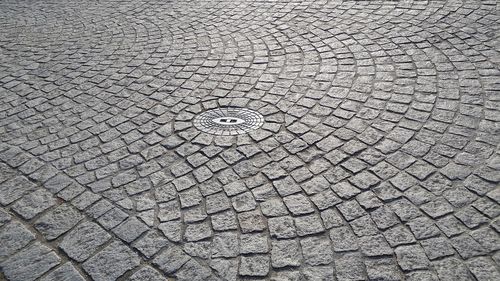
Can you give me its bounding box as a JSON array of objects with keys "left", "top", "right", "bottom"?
[{"left": 193, "top": 107, "right": 264, "bottom": 135}]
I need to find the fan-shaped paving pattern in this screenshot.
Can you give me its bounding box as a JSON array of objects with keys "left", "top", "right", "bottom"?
[{"left": 0, "top": 0, "right": 499, "bottom": 280}]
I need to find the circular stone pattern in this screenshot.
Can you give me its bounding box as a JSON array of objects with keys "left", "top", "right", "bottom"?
[{"left": 193, "top": 107, "right": 264, "bottom": 135}]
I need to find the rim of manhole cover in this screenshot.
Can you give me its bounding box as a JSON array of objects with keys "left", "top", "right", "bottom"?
[{"left": 193, "top": 107, "right": 264, "bottom": 135}]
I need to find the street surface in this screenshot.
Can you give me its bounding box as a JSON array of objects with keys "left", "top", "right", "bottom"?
[{"left": 0, "top": 0, "right": 499, "bottom": 280}]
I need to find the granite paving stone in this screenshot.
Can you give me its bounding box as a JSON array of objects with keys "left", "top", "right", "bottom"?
[
  {"left": 271, "top": 239, "right": 301, "bottom": 268},
  {"left": 0, "top": 221, "right": 35, "bottom": 260},
  {"left": 1, "top": 242, "right": 60, "bottom": 281},
  {"left": 83, "top": 241, "right": 140, "bottom": 281},
  {"left": 0, "top": 0, "right": 499, "bottom": 279},
  {"left": 11, "top": 189, "right": 56, "bottom": 220},
  {"left": 59, "top": 221, "right": 111, "bottom": 262},
  {"left": 40, "top": 262, "right": 85, "bottom": 281},
  {"left": 34, "top": 204, "right": 84, "bottom": 240},
  {"left": 300, "top": 236, "right": 333, "bottom": 266},
  {"left": 239, "top": 255, "right": 270, "bottom": 277},
  {"left": 128, "top": 266, "right": 165, "bottom": 281},
  {"left": 395, "top": 244, "right": 430, "bottom": 271}
]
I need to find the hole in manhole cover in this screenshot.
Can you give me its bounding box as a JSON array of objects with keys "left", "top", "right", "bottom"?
[{"left": 193, "top": 107, "right": 264, "bottom": 135}]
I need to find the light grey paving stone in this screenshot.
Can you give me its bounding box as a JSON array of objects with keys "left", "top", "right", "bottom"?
[
  {"left": 365, "top": 258, "right": 402, "bottom": 281},
  {"left": 0, "top": 176, "right": 37, "bottom": 206},
  {"left": 283, "top": 193, "right": 315, "bottom": 215},
  {"left": 239, "top": 255, "right": 270, "bottom": 277},
  {"left": 153, "top": 246, "right": 190, "bottom": 274},
  {"left": 471, "top": 227, "right": 500, "bottom": 252},
  {"left": 335, "top": 253, "right": 366, "bottom": 281},
  {"left": 211, "top": 210, "right": 238, "bottom": 231},
  {"left": 159, "top": 220, "right": 182, "bottom": 242},
  {"left": 240, "top": 232, "right": 268, "bottom": 254},
  {"left": 112, "top": 216, "right": 149, "bottom": 243},
  {"left": 320, "top": 207, "right": 344, "bottom": 229},
  {"left": 205, "top": 192, "right": 231, "bottom": 214},
  {"left": 270, "top": 271, "right": 302, "bottom": 281},
  {"left": 383, "top": 225, "right": 416, "bottom": 247},
  {"left": 269, "top": 215, "right": 296, "bottom": 239},
  {"left": 0, "top": 221, "right": 35, "bottom": 260},
  {"left": 302, "top": 265, "right": 335, "bottom": 281},
  {"left": 175, "top": 259, "right": 211, "bottom": 281},
  {"left": 34, "top": 203, "right": 84, "bottom": 240},
  {"left": 1, "top": 242, "right": 60, "bottom": 281},
  {"left": 406, "top": 271, "right": 439, "bottom": 281},
  {"left": 0, "top": 208, "right": 11, "bottom": 227},
  {"left": 210, "top": 258, "right": 238, "bottom": 281},
  {"left": 359, "top": 234, "right": 393, "bottom": 257},
  {"left": 83, "top": 241, "right": 140, "bottom": 281},
  {"left": 260, "top": 197, "right": 289, "bottom": 217},
  {"left": 337, "top": 200, "right": 366, "bottom": 221},
  {"left": 1, "top": 2, "right": 500, "bottom": 281},
  {"left": 183, "top": 241, "right": 211, "bottom": 259},
  {"left": 184, "top": 205, "right": 208, "bottom": 223},
  {"left": 406, "top": 216, "right": 441, "bottom": 239},
  {"left": 273, "top": 176, "right": 302, "bottom": 196},
  {"left": 433, "top": 257, "right": 475, "bottom": 281},
  {"left": 132, "top": 230, "right": 168, "bottom": 258},
  {"left": 350, "top": 215, "right": 378, "bottom": 237},
  {"left": 232, "top": 191, "right": 257, "bottom": 212},
  {"left": 395, "top": 244, "right": 430, "bottom": 271},
  {"left": 97, "top": 207, "right": 129, "bottom": 230},
  {"left": 40, "top": 262, "right": 85, "bottom": 281},
  {"left": 127, "top": 266, "right": 165, "bottom": 281},
  {"left": 466, "top": 257, "right": 500, "bottom": 281},
  {"left": 237, "top": 210, "right": 267, "bottom": 233},
  {"left": 11, "top": 189, "right": 57, "bottom": 219},
  {"left": 450, "top": 233, "right": 486, "bottom": 259},
  {"left": 271, "top": 239, "right": 301, "bottom": 268},
  {"left": 300, "top": 236, "right": 333, "bottom": 266},
  {"left": 370, "top": 206, "right": 399, "bottom": 230},
  {"left": 211, "top": 232, "right": 239, "bottom": 258},
  {"left": 59, "top": 221, "right": 111, "bottom": 262},
  {"left": 420, "top": 236, "right": 455, "bottom": 260},
  {"left": 184, "top": 221, "right": 212, "bottom": 242},
  {"left": 330, "top": 226, "right": 359, "bottom": 252},
  {"left": 295, "top": 213, "right": 325, "bottom": 236},
  {"left": 0, "top": 163, "right": 17, "bottom": 183}
]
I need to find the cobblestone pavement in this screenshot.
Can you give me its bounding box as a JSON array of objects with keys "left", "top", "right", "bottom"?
[{"left": 1, "top": 0, "right": 499, "bottom": 280}]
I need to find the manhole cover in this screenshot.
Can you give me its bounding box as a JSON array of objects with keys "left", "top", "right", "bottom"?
[{"left": 193, "top": 107, "right": 264, "bottom": 135}]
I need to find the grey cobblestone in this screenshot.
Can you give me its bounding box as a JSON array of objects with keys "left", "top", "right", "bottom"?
[
  {"left": 112, "top": 217, "right": 148, "bottom": 243},
  {"left": 0, "top": 0, "right": 499, "bottom": 279},
  {"left": 1, "top": 242, "right": 60, "bottom": 281},
  {"left": 241, "top": 233, "right": 268, "bottom": 254},
  {"left": 271, "top": 239, "right": 301, "bottom": 268},
  {"left": 128, "top": 266, "right": 164, "bottom": 281},
  {"left": 59, "top": 221, "right": 111, "bottom": 262},
  {"left": 0, "top": 176, "right": 37, "bottom": 205},
  {"left": 11, "top": 189, "right": 56, "bottom": 220},
  {"left": 335, "top": 253, "right": 365, "bottom": 281},
  {"left": 300, "top": 236, "right": 333, "bottom": 266},
  {"left": 0, "top": 221, "right": 35, "bottom": 260},
  {"left": 34, "top": 204, "right": 84, "bottom": 240},
  {"left": 239, "top": 255, "right": 269, "bottom": 277},
  {"left": 395, "top": 244, "right": 430, "bottom": 271},
  {"left": 40, "top": 262, "right": 85, "bottom": 281},
  {"left": 83, "top": 241, "right": 140, "bottom": 281}
]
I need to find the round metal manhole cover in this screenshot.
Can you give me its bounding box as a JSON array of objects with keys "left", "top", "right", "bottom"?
[{"left": 193, "top": 107, "right": 264, "bottom": 135}]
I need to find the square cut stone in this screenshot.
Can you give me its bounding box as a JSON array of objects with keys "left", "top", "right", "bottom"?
[{"left": 59, "top": 221, "right": 111, "bottom": 262}]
